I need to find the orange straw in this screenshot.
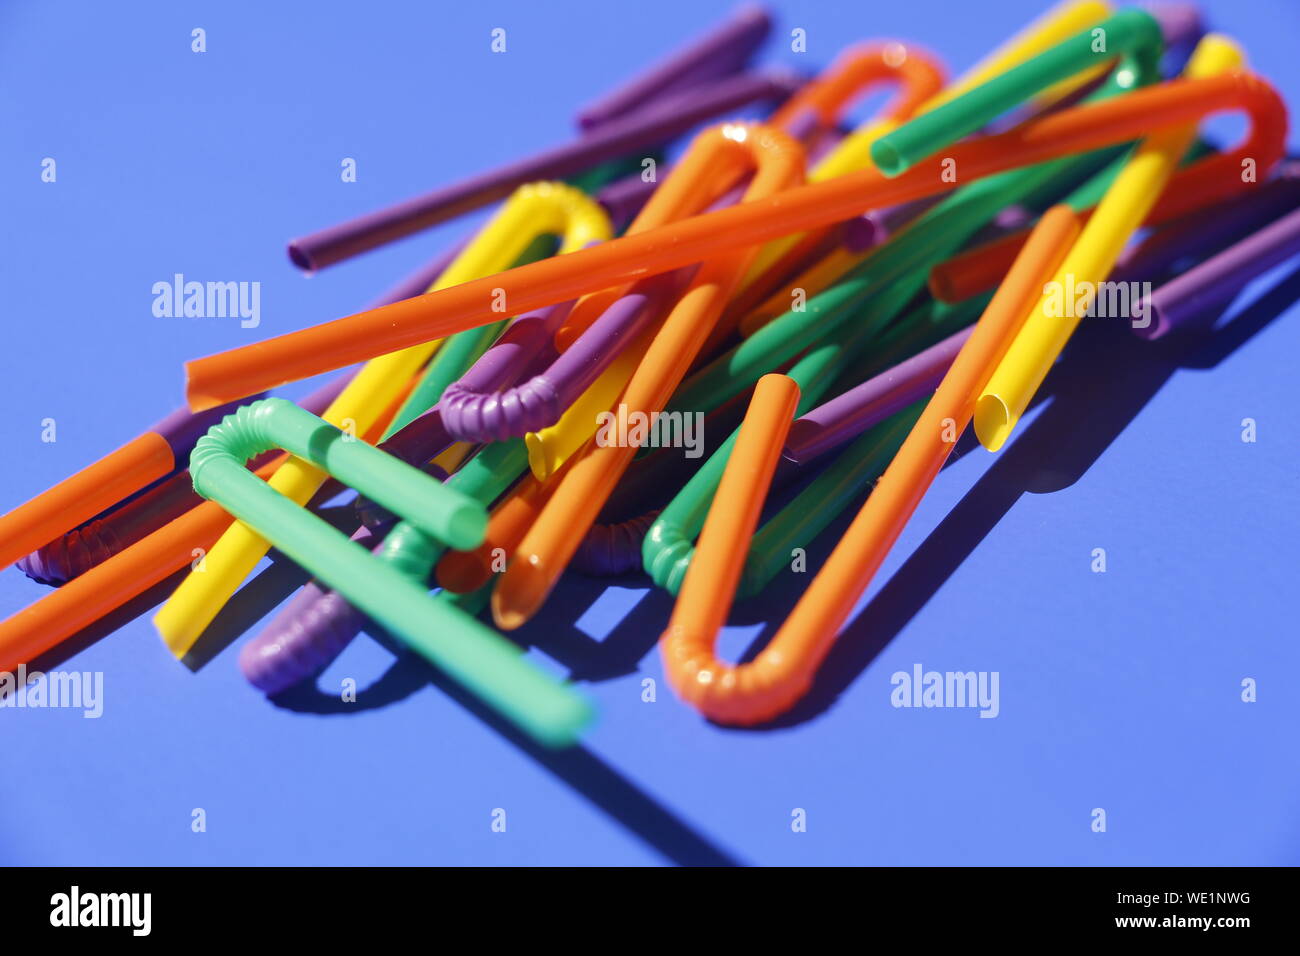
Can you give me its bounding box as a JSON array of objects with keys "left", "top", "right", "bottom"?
[
  {"left": 0, "top": 434, "right": 175, "bottom": 570},
  {"left": 662, "top": 205, "right": 1080, "bottom": 726},
  {"left": 491, "top": 123, "right": 805, "bottom": 629},
  {"left": 436, "top": 463, "right": 569, "bottom": 595},
  {"left": 928, "top": 158, "right": 1269, "bottom": 302},
  {"left": 0, "top": 388, "right": 411, "bottom": 674},
  {"left": 183, "top": 72, "right": 1286, "bottom": 410},
  {"left": 660, "top": 373, "right": 801, "bottom": 723}
]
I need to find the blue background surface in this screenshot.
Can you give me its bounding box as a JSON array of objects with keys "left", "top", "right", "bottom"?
[{"left": 2, "top": 0, "right": 1298, "bottom": 866}]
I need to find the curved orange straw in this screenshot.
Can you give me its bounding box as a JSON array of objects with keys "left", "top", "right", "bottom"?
[
  {"left": 665, "top": 205, "right": 1079, "bottom": 726},
  {"left": 660, "top": 373, "right": 801, "bottom": 723},
  {"left": 184, "top": 72, "right": 1287, "bottom": 410},
  {"left": 491, "top": 122, "right": 806, "bottom": 629}
]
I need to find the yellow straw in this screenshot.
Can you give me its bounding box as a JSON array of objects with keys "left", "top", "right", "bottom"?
[
  {"left": 155, "top": 182, "right": 610, "bottom": 657},
  {"left": 974, "top": 35, "right": 1244, "bottom": 451}
]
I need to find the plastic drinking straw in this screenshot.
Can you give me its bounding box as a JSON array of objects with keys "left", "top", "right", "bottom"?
[
  {"left": 156, "top": 182, "right": 610, "bottom": 658},
  {"left": 17, "top": 371, "right": 355, "bottom": 586},
  {"left": 1136, "top": 205, "right": 1300, "bottom": 339},
  {"left": 557, "top": 42, "right": 944, "bottom": 353},
  {"left": 491, "top": 124, "right": 805, "bottom": 629},
  {"left": 654, "top": 405, "right": 922, "bottom": 599},
  {"left": 0, "top": 395, "right": 265, "bottom": 571},
  {"left": 783, "top": 301, "right": 999, "bottom": 465},
  {"left": 736, "top": 0, "right": 1110, "bottom": 305},
  {"left": 524, "top": 113, "right": 817, "bottom": 478},
  {"left": 924, "top": 137, "right": 1224, "bottom": 301},
  {"left": 443, "top": 275, "right": 680, "bottom": 446},
  {"left": 242, "top": 435, "right": 534, "bottom": 696},
  {"left": 573, "top": 4, "right": 772, "bottom": 131},
  {"left": 870, "top": 9, "right": 1163, "bottom": 177},
  {"left": 976, "top": 35, "right": 1248, "bottom": 451},
  {"left": 186, "top": 399, "right": 589, "bottom": 746},
  {"left": 286, "top": 68, "right": 800, "bottom": 272},
  {"left": 0, "top": 382, "right": 415, "bottom": 677},
  {"left": 668, "top": 205, "right": 1080, "bottom": 725},
  {"left": 187, "top": 72, "right": 1287, "bottom": 409},
  {"left": 644, "top": 306, "right": 908, "bottom": 593},
  {"left": 659, "top": 373, "right": 801, "bottom": 718},
  {"left": 381, "top": 231, "right": 561, "bottom": 436}
]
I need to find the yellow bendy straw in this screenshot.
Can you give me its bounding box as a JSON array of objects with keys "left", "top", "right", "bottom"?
[
  {"left": 155, "top": 182, "right": 611, "bottom": 657},
  {"left": 974, "top": 34, "right": 1244, "bottom": 452},
  {"left": 739, "top": 0, "right": 1112, "bottom": 286}
]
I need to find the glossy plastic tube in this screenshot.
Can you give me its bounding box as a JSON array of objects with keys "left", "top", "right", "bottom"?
[
  {"left": 190, "top": 399, "right": 590, "bottom": 747},
  {"left": 286, "top": 69, "right": 801, "bottom": 271}
]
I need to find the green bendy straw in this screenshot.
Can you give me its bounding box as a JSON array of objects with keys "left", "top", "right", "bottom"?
[
  {"left": 190, "top": 400, "right": 593, "bottom": 747},
  {"left": 644, "top": 292, "right": 989, "bottom": 596},
  {"left": 870, "top": 8, "right": 1164, "bottom": 177}
]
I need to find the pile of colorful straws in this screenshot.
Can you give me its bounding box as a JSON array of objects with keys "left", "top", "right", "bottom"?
[{"left": 2, "top": 2, "right": 1297, "bottom": 746}]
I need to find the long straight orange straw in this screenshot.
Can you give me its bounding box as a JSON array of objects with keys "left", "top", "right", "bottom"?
[
  {"left": 491, "top": 123, "right": 805, "bottom": 629},
  {"left": 661, "top": 205, "right": 1080, "bottom": 725},
  {"left": 660, "top": 373, "right": 801, "bottom": 723},
  {"left": 184, "top": 72, "right": 1286, "bottom": 410}
]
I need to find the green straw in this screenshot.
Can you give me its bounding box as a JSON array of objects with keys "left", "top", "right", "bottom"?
[
  {"left": 870, "top": 8, "right": 1163, "bottom": 176},
  {"left": 190, "top": 399, "right": 593, "bottom": 747}
]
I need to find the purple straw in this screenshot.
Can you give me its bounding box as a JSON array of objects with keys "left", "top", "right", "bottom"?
[
  {"left": 441, "top": 276, "right": 679, "bottom": 441},
  {"left": 784, "top": 327, "right": 972, "bottom": 465},
  {"left": 1136, "top": 204, "right": 1300, "bottom": 339},
  {"left": 574, "top": 5, "right": 772, "bottom": 131},
  {"left": 286, "top": 68, "right": 802, "bottom": 272}
]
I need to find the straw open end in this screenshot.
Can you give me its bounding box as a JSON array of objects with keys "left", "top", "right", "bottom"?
[
  {"left": 492, "top": 555, "right": 550, "bottom": 631},
  {"left": 869, "top": 138, "right": 907, "bottom": 178},
  {"left": 974, "top": 393, "right": 1012, "bottom": 452},
  {"left": 286, "top": 241, "right": 317, "bottom": 275}
]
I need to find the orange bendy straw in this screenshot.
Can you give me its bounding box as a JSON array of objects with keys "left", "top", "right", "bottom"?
[
  {"left": 663, "top": 205, "right": 1079, "bottom": 726},
  {"left": 183, "top": 71, "right": 1288, "bottom": 410},
  {"left": 660, "top": 373, "right": 801, "bottom": 723},
  {"left": 491, "top": 123, "right": 805, "bottom": 630}
]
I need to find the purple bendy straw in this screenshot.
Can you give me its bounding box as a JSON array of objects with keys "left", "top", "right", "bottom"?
[{"left": 286, "top": 68, "right": 801, "bottom": 272}]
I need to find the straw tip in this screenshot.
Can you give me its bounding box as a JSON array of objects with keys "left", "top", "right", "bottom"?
[
  {"left": 869, "top": 138, "right": 906, "bottom": 178},
  {"left": 491, "top": 557, "right": 551, "bottom": 631},
  {"left": 286, "top": 241, "right": 318, "bottom": 275},
  {"left": 973, "top": 393, "right": 1012, "bottom": 452}
]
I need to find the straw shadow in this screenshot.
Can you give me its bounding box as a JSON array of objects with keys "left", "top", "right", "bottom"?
[
  {"left": 760, "top": 262, "right": 1300, "bottom": 728},
  {"left": 270, "top": 631, "right": 743, "bottom": 866}
]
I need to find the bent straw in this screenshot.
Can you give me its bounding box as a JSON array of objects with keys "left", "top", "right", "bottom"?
[
  {"left": 736, "top": 0, "right": 1106, "bottom": 306},
  {"left": 669, "top": 205, "right": 1079, "bottom": 726},
  {"left": 573, "top": 4, "right": 772, "bottom": 131},
  {"left": 492, "top": 123, "right": 806, "bottom": 629},
  {"left": 243, "top": 438, "right": 534, "bottom": 695},
  {"left": 924, "top": 138, "right": 1244, "bottom": 302},
  {"left": 188, "top": 399, "right": 590, "bottom": 747},
  {"left": 286, "top": 68, "right": 800, "bottom": 272},
  {"left": 0, "top": 395, "right": 263, "bottom": 571},
  {"left": 659, "top": 373, "right": 801, "bottom": 721},
  {"left": 643, "top": 310, "right": 909, "bottom": 593},
  {"left": 185, "top": 68, "right": 1286, "bottom": 408},
  {"left": 156, "top": 182, "right": 610, "bottom": 658},
  {"left": 0, "top": 377, "right": 415, "bottom": 676},
  {"left": 17, "top": 371, "right": 355, "bottom": 586},
  {"left": 870, "top": 9, "right": 1163, "bottom": 176},
  {"left": 1136, "top": 204, "right": 1300, "bottom": 339},
  {"left": 976, "top": 35, "right": 1248, "bottom": 451}
]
